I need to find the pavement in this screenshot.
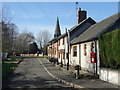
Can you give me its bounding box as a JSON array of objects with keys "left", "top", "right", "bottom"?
[{"left": 40, "top": 58, "right": 120, "bottom": 89}]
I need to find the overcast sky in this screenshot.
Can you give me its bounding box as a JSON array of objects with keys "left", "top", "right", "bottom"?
[{"left": 3, "top": 2, "right": 118, "bottom": 38}]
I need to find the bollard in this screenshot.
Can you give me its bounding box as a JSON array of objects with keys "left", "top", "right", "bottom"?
[
  {"left": 56, "top": 58, "right": 59, "bottom": 65},
  {"left": 75, "top": 65, "right": 81, "bottom": 79},
  {"left": 61, "top": 61, "right": 63, "bottom": 67}
]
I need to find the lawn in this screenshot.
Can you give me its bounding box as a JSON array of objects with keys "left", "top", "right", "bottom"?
[{"left": 2, "top": 60, "right": 20, "bottom": 80}]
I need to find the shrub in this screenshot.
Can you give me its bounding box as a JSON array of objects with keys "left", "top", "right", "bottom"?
[{"left": 10, "top": 55, "right": 16, "bottom": 61}]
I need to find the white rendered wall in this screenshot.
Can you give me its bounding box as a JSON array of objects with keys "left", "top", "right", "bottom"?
[
  {"left": 100, "top": 68, "right": 120, "bottom": 86},
  {"left": 80, "top": 42, "right": 94, "bottom": 72}
]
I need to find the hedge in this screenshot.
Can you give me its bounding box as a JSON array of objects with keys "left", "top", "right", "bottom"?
[{"left": 98, "top": 29, "right": 120, "bottom": 69}]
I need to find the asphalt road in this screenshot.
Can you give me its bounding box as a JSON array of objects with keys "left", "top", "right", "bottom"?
[{"left": 2, "top": 58, "right": 72, "bottom": 89}]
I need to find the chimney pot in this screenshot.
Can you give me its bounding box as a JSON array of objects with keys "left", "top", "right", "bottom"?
[{"left": 78, "top": 8, "right": 81, "bottom": 11}]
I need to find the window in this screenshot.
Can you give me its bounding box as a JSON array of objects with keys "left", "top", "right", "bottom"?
[
  {"left": 63, "top": 38, "right": 64, "bottom": 45},
  {"left": 66, "top": 53, "right": 68, "bottom": 59},
  {"left": 91, "top": 42, "right": 95, "bottom": 52},
  {"left": 58, "top": 40, "right": 60, "bottom": 46},
  {"left": 63, "top": 50, "right": 65, "bottom": 59},
  {"left": 84, "top": 44, "right": 87, "bottom": 56},
  {"left": 59, "top": 51, "right": 60, "bottom": 58},
  {"left": 73, "top": 46, "right": 77, "bottom": 57},
  {"left": 55, "top": 48, "right": 56, "bottom": 55}
]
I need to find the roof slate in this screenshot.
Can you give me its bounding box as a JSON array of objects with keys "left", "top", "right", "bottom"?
[{"left": 71, "top": 12, "right": 120, "bottom": 44}]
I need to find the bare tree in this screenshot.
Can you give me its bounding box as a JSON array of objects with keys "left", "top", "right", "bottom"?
[
  {"left": 14, "top": 31, "right": 35, "bottom": 54},
  {"left": 1, "top": 5, "right": 18, "bottom": 53},
  {"left": 2, "top": 5, "right": 12, "bottom": 24},
  {"left": 36, "top": 31, "right": 43, "bottom": 50},
  {"left": 36, "top": 30, "right": 51, "bottom": 55},
  {"left": 2, "top": 22, "right": 18, "bottom": 53},
  {"left": 42, "top": 30, "right": 51, "bottom": 47}
]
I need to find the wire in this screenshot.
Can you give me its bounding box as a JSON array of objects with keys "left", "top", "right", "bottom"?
[
  {"left": 35, "top": 2, "right": 54, "bottom": 25},
  {"left": 18, "top": 3, "right": 31, "bottom": 19}
]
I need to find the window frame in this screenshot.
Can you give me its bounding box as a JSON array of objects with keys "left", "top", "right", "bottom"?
[{"left": 73, "top": 46, "right": 77, "bottom": 57}]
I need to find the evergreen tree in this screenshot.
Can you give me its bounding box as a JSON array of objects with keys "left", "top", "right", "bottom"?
[{"left": 29, "top": 42, "right": 39, "bottom": 54}]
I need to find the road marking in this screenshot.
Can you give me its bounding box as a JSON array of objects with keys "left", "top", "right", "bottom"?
[
  {"left": 38, "top": 58, "right": 84, "bottom": 88},
  {"left": 38, "top": 59, "right": 56, "bottom": 79}
]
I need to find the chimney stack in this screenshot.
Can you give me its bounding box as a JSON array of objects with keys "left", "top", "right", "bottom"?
[{"left": 77, "top": 8, "right": 87, "bottom": 24}]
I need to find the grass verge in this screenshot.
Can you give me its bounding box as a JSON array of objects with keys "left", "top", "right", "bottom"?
[{"left": 2, "top": 60, "right": 21, "bottom": 80}]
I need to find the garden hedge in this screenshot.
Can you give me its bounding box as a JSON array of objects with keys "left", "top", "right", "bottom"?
[{"left": 99, "top": 29, "right": 120, "bottom": 69}]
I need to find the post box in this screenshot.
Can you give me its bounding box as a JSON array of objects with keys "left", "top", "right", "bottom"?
[{"left": 90, "top": 53, "right": 96, "bottom": 63}]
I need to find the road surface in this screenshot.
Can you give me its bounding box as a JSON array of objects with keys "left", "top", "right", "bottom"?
[{"left": 2, "top": 58, "right": 72, "bottom": 89}]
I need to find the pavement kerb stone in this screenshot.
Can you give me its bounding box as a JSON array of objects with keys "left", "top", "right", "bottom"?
[{"left": 39, "top": 58, "right": 85, "bottom": 88}]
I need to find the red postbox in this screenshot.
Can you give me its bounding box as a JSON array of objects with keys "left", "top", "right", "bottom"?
[{"left": 90, "top": 53, "right": 96, "bottom": 63}]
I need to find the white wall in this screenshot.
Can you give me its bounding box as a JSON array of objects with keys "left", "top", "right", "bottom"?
[
  {"left": 81, "top": 41, "right": 95, "bottom": 73},
  {"left": 100, "top": 68, "right": 120, "bottom": 86},
  {"left": 64, "top": 36, "right": 68, "bottom": 65},
  {"left": 96, "top": 40, "right": 100, "bottom": 74},
  {"left": 58, "top": 38, "right": 64, "bottom": 63},
  {"left": 58, "top": 36, "right": 68, "bottom": 65},
  {"left": 70, "top": 40, "right": 100, "bottom": 74}
]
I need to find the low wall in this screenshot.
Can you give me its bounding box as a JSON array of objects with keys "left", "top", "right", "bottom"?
[
  {"left": 20, "top": 54, "right": 43, "bottom": 57},
  {"left": 100, "top": 68, "right": 120, "bottom": 86}
]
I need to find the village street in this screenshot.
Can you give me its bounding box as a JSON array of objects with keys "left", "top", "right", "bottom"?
[
  {"left": 2, "top": 2, "right": 120, "bottom": 90},
  {"left": 2, "top": 58, "right": 119, "bottom": 89},
  {"left": 2, "top": 58, "right": 72, "bottom": 89}
]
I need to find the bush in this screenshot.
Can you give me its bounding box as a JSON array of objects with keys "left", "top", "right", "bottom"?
[
  {"left": 99, "top": 29, "right": 120, "bottom": 69},
  {"left": 10, "top": 55, "right": 16, "bottom": 61}
]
